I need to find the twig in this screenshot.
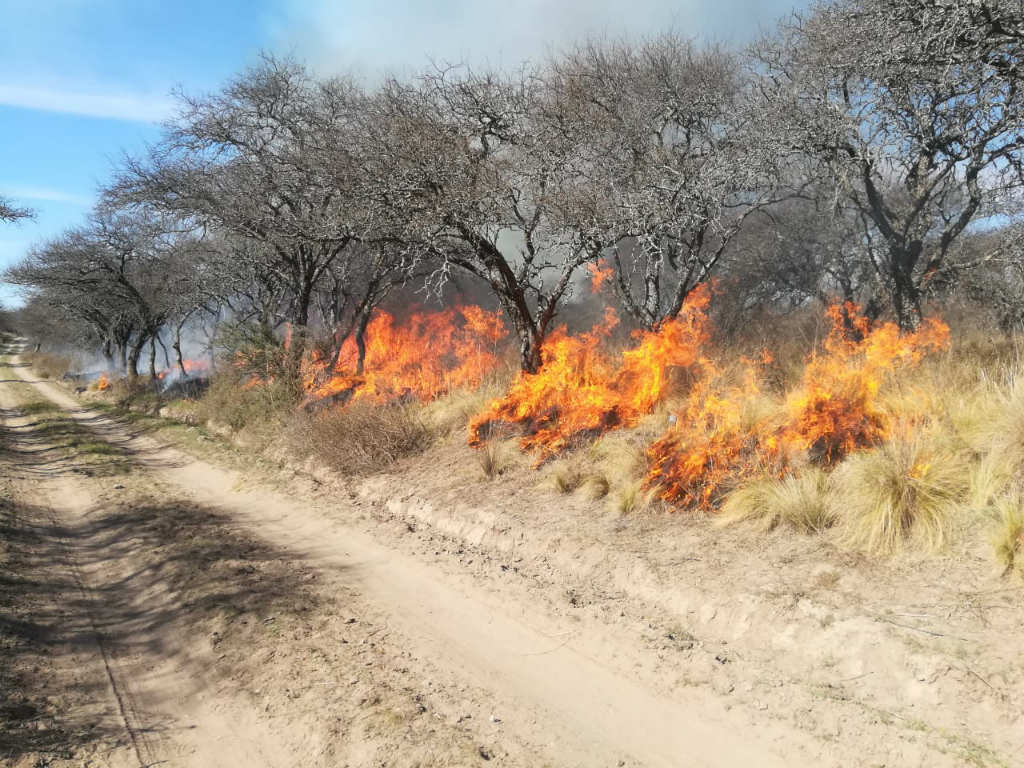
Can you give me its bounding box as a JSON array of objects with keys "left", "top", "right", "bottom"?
[
  {"left": 962, "top": 664, "right": 1000, "bottom": 696},
  {"left": 876, "top": 616, "right": 970, "bottom": 642}
]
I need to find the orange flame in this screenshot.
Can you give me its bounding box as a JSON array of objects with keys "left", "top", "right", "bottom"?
[
  {"left": 587, "top": 262, "right": 614, "bottom": 293},
  {"left": 304, "top": 305, "right": 507, "bottom": 406},
  {"left": 157, "top": 358, "right": 210, "bottom": 382},
  {"left": 780, "top": 304, "right": 949, "bottom": 463},
  {"left": 645, "top": 356, "right": 783, "bottom": 508},
  {"left": 469, "top": 284, "right": 712, "bottom": 462},
  {"left": 645, "top": 303, "right": 950, "bottom": 508},
  {"left": 95, "top": 374, "right": 110, "bottom": 391}
]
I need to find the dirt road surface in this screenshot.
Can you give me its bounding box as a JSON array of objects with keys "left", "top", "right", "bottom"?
[{"left": 0, "top": 342, "right": 823, "bottom": 766}]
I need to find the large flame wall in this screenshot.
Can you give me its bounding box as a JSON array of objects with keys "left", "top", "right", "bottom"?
[{"left": 282, "top": 292, "right": 949, "bottom": 510}]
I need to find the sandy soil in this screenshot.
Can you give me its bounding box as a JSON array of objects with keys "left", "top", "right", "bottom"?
[{"left": 3, "top": 340, "right": 1023, "bottom": 767}]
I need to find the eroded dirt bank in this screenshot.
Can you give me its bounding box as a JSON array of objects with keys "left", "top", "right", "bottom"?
[{"left": 3, "top": 340, "right": 1023, "bottom": 767}]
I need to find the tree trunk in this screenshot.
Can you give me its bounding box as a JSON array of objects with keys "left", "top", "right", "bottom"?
[
  {"left": 890, "top": 244, "right": 923, "bottom": 333},
  {"left": 127, "top": 337, "right": 147, "bottom": 380},
  {"left": 513, "top": 320, "right": 542, "bottom": 374},
  {"left": 892, "top": 282, "right": 922, "bottom": 332},
  {"left": 354, "top": 310, "right": 373, "bottom": 375},
  {"left": 148, "top": 337, "right": 158, "bottom": 381},
  {"left": 173, "top": 324, "right": 187, "bottom": 378},
  {"left": 101, "top": 339, "right": 115, "bottom": 370}
]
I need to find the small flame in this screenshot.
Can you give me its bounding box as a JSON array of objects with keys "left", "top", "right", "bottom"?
[
  {"left": 587, "top": 262, "right": 614, "bottom": 293},
  {"left": 95, "top": 374, "right": 110, "bottom": 391}
]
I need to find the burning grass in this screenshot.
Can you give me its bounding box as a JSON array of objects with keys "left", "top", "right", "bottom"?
[
  {"left": 303, "top": 305, "right": 508, "bottom": 407},
  {"left": 128, "top": 289, "right": 1024, "bottom": 567},
  {"left": 469, "top": 285, "right": 713, "bottom": 462},
  {"left": 646, "top": 304, "right": 951, "bottom": 509}
]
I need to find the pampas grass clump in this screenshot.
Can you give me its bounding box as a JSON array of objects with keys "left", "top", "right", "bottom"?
[
  {"left": 718, "top": 468, "right": 834, "bottom": 534},
  {"left": 832, "top": 435, "right": 967, "bottom": 555}
]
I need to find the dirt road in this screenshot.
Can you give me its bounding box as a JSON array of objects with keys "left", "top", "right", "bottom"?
[{"left": 0, "top": 342, "right": 829, "bottom": 766}]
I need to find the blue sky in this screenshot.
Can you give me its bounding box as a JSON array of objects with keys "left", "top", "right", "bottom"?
[{"left": 0, "top": 0, "right": 803, "bottom": 305}]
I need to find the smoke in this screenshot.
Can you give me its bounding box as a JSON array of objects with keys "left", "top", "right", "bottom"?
[{"left": 270, "top": 0, "right": 805, "bottom": 82}]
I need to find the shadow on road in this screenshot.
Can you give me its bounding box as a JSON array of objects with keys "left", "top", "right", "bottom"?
[
  {"left": 0, "top": 403, "right": 187, "bottom": 478},
  {"left": 0, "top": 489, "right": 332, "bottom": 764}
]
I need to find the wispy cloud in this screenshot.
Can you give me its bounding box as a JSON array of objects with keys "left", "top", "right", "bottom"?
[
  {"left": 2, "top": 184, "right": 92, "bottom": 207},
  {"left": 0, "top": 82, "right": 175, "bottom": 123}
]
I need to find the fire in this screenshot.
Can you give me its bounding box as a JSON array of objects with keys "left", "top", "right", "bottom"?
[
  {"left": 587, "top": 262, "right": 614, "bottom": 292},
  {"left": 157, "top": 358, "right": 210, "bottom": 382},
  {"left": 645, "top": 356, "right": 783, "bottom": 508},
  {"left": 469, "top": 285, "right": 712, "bottom": 462},
  {"left": 304, "top": 305, "right": 507, "bottom": 406},
  {"left": 645, "top": 303, "right": 950, "bottom": 508},
  {"left": 181, "top": 358, "right": 210, "bottom": 376},
  {"left": 95, "top": 374, "right": 110, "bottom": 391},
  {"left": 780, "top": 304, "right": 949, "bottom": 463}
]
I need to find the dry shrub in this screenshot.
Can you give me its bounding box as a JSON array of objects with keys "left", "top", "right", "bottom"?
[
  {"left": 422, "top": 379, "right": 510, "bottom": 438},
  {"left": 551, "top": 462, "right": 585, "bottom": 494},
  {"left": 289, "top": 400, "right": 432, "bottom": 475},
  {"left": 991, "top": 496, "right": 1024, "bottom": 579},
  {"left": 477, "top": 441, "right": 506, "bottom": 479},
  {"left": 615, "top": 480, "right": 653, "bottom": 515},
  {"left": 833, "top": 434, "right": 968, "bottom": 555},
  {"left": 582, "top": 473, "right": 611, "bottom": 500},
  {"left": 950, "top": 365, "right": 1024, "bottom": 511},
  {"left": 545, "top": 455, "right": 612, "bottom": 498},
  {"left": 196, "top": 369, "right": 302, "bottom": 433},
  {"left": 27, "top": 351, "right": 73, "bottom": 380},
  {"left": 718, "top": 468, "right": 834, "bottom": 534}
]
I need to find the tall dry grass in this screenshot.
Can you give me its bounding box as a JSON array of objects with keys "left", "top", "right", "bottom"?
[
  {"left": 719, "top": 468, "right": 835, "bottom": 533},
  {"left": 285, "top": 399, "right": 433, "bottom": 475},
  {"left": 25, "top": 351, "right": 74, "bottom": 380}
]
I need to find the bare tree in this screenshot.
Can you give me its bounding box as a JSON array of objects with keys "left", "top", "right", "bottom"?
[
  {"left": 358, "top": 65, "right": 611, "bottom": 372},
  {"left": 5, "top": 209, "right": 192, "bottom": 379},
  {"left": 545, "top": 35, "right": 784, "bottom": 330},
  {"left": 756, "top": 0, "right": 1024, "bottom": 330},
  {"left": 0, "top": 194, "right": 33, "bottom": 223},
  {"left": 111, "top": 57, "right": 372, "bottom": 361}
]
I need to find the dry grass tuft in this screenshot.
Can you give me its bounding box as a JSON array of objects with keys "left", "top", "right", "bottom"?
[
  {"left": 552, "top": 463, "right": 585, "bottom": 494},
  {"left": 718, "top": 468, "right": 834, "bottom": 534},
  {"left": 582, "top": 473, "right": 611, "bottom": 500},
  {"left": 477, "top": 441, "right": 506, "bottom": 480},
  {"left": 423, "top": 382, "right": 508, "bottom": 439},
  {"left": 288, "top": 400, "right": 433, "bottom": 475},
  {"left": 27, "top": 351, "right": 74, "bottom": 380},
  {"left": 991, "top": 496, "right": 1024, "bottom": 579},
  {"left": 614, "top": 480, "right": 652, "bottom": 515},
  {"left": 196, "top": 370, "right": 302, "bottom": 433},
  {"left": 832, "top": 435, "right": 968, "bottom": 555}
]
